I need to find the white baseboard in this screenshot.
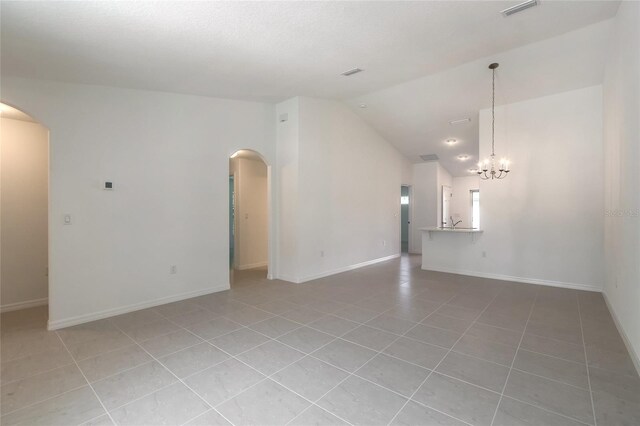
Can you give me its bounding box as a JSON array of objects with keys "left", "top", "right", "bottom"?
[
  {"left": 47, "top": 284, "right": 229, "bottom": 330},
  {"left": 602, "top": 292, "right": 640, "bottom": 376},
  {"left": 421, "top": 265, "right": 602, "bottom": 292},
  {"left": 280, "top": 254, "right": 401, "bottom": 284},
  {"left": 235, "top": 261, "right": 268, "bottom": 271},
  {"left": 1, "top": 297, "right": 48, "bottom": 313}
]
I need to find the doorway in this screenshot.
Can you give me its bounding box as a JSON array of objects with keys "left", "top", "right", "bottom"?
[
  {"left": 401, "top": 185, "right": 411, "bottom": 253},
  {"left": 0, "top": 103, "right": 50, "bottom": 317},
  {"left": 229, "top": 149, "right": 269, "bottom": 287}
]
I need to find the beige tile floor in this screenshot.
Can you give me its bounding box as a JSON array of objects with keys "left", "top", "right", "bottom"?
[{"left": 1, "top": 255, "right": 639, "bottom": 425}]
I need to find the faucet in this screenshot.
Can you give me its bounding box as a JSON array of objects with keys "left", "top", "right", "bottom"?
[{"left": 450, "top": 216, "right": 462, "bottom": 229}]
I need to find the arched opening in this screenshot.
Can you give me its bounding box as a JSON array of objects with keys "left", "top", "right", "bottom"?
[
  {"left": 0, "top": 102, "right": 50, "bottom": 325},
  {"left": 229, "top": 149, "right": 271, "bottom": 287}
]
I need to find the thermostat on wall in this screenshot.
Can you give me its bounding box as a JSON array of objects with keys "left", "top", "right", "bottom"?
[{"left": 104, "top": 181, "right": 113, "bottom": 190}]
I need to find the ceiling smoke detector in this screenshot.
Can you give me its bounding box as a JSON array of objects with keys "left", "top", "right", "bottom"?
[
  {"left": 501, "top": 0, "right": 538, "bottom": 17},
  {"left": 341, "top": 68, "right": 364, "bottom": 76},
  {"left": 420, "top": 154, "right": 439, "bottom": 162}
]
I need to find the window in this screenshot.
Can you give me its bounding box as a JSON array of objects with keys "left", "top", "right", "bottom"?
[{"left": 471, "top": 190, "right": 480, "bottom": 229}]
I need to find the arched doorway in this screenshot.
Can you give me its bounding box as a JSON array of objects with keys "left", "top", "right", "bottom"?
[
  {"left": 229, "top": 149, "right": 271, "bottom": 287},
  {"left": 0, "top": 102, "right": 50, "bottom": 322}
]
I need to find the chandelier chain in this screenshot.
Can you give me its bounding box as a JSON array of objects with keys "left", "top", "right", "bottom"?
[{"left": 491, "top": 65, "right": 495, "bottom": 157}]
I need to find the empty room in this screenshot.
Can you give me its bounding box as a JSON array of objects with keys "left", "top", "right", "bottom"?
[{"left": 1, "top": 1, "right": 639, "bottom": 425}]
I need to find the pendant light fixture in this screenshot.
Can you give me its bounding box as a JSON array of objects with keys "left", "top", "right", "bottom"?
[{"left": 478, "top": 63, "right": 510, "bottom": 180}]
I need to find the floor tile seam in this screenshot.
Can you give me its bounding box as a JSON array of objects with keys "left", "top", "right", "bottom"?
[
  {"left": 588, "top": 362, "right": 640, "bottom": 379},
  {"left": 515, "top": 346, "right": 588, "bottom": 366},
  {"left": 135, "top": 328, "right": 206, "bottom": 348},
  {"left": 283, "top": 403, "right": 356, "bottom": 426},
  {"left": 89, "top": 338, "right": 230, "bottom": 387},
  {"left": 444, "top": 347, "right": 516, "bottom": 369},
  {"left": 488, "top": 394, "right": 594, "bottom": 426},
  {"left": 177, "top": 408, "right": 219, "bottom": 426},
  {"left": 53, "top": 330, "right": 118, "bottom": 426},
  {"left": 264, "top": 291, "right": 451, "bottom": 425},
  {"left": 102, "top": 380, "right": 180, "bottom": 415},
  {"left": 0, "top": 382, "right": 88, "bottom": 418},
  {"left": 577, "top": 295, "right": 598, "bottom": 426},
  {"left": 523, "top": 329, "right": 587, "bottom": 348},
  {"left": 109, "top": 318, "right": 237, "bottom": 426},
  {"left": 247, "top": 319, "right": 307, "bottom": 338},
  {"left": 386, "top": 283, "right": 507, "bottom": 426},
  {"left": 588, "top": 387, "right": 640, "bottom": 405},
  {"left": 204, "top": 349, "right": 355, "bottom": 426},
  {"left": 0, "top": 359, "right": 78, "bottom": 387},
  {"left": 168, "top": 310, "right": 368, "bottom": 425},
  {"left": 488, "top": 286, "right": 539, "bottom": 426},
  {"left": 318, "top": 335, "right": 441, "bottom": 372},
  {"left": 0, "top": 341, "right": 73, "bottom": 364},
  {"left": 391, "top": 396, "right": 476, "bottom": 426},
  {"left": 57, "top": 338, "right": 150, "bottom": 365},
  {"left": 508, "top": 367, "right": 591, "bottom": 391},
  {"left": 58, "top": 329, "right": 138, "bottom": 356}
]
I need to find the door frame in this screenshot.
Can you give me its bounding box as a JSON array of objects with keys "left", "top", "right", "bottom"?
[{"left": 401, "top": 184, "right": 414, "bottom": 254}]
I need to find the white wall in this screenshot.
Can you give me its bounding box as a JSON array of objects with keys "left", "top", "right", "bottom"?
[
  {"left": 411, "top": 162, "right": 438, "bottom": 254},
  {"left": 1, "top": 118, "right": 49, "bottom": 311},
  {"left": 436, "top": 163, "right": 453, "bottom": 227},
  {"left": 422, "top": 86, "right": 605, "bottom": 291},
  {"left": 451, "top": 176, "right": 480, "bottom": 228},
  {"left": 276, "top": 97, "right": 410, "bottom": 282},
  {"left": 1, "top": 77, "right": 275, "bottom": 328},
  {"left": 602, "top": 1, "right": 640, "bottom": 368},
  {"left": 275, "top": 98, "right": 300, "bottom": 282},
  {"left": 231, "top": 157, "right": 268, "bottom": 270}
]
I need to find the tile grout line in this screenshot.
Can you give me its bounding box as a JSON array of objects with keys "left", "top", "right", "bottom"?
[
  {"left": 287, "top": 288, "right": 472, "bottom": 426},
  {"left": 6, "top": 262, "right": 607, "bottom": 426},
  {"left": 109, "top": 320, "right": 237, "bottom": 426},
  {"left": 275, "top": 290, "right": 467, "bottom": 426},
  {"left": 0, "top": 383, "right": 89, "bottom": 419},
  {"left": 577, "top": 295, "right": 598, "bottom": 426},
  {"left": 53, "top": 331, "right": 118, "bottom": 426},
  {"left": 182, "top": 327, "right": 355, "bottom": 425},
  {"left": 156, "top": 304, "right": 359, "bottom": 426},
  {"left": 386, "top": 284, "right": 509, "bottom": 426},
  {"left": 488, "top": 287, "right": 540, "bottom": 426}
]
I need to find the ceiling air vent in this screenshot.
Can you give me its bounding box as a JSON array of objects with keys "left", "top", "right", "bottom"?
[
  {"left": 501, "top": 0, "right": 538, "bottom": 17},
  {"left": 420, "top": 154, "right": 439, "bottom": 162},
  {"left": 341, "top": 68, "right": 364, "bottom": 76}
]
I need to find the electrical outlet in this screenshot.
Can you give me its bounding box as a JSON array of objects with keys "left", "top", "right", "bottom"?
[
  {"left": 382, "top": 240, "right": 386, "bottom": 247},
  {"left": 170, "top": 265, "right": 177, "bottom": 274}
]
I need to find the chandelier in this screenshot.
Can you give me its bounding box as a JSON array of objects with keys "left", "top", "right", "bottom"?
[{"left": 478, "top": 63, "right": 510, "bottom": 180}]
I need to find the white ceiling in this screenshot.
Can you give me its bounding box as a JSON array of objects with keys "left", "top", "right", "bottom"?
[
  {"left": 1, "top": 1, "right": 619, "bottom": 104},
  {"left": 347, "top": 20, "right": 613, "bottom": 176},
  {"left": 1, "top": 1, "right": 619, "bottom": 175}
]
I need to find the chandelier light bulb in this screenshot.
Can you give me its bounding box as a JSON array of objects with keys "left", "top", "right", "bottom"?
[{"left": 478, "top": 63, "right": 510, "bottom": 180}]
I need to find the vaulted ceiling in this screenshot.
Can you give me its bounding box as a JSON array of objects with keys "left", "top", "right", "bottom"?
[{"left": 1, "top": 1, "right": 620, "bottom": 175}]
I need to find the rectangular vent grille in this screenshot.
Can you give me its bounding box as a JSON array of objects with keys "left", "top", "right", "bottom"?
[
  {"left": 420, "top": 154, "right": 439, "bottom": 162},
  {"left": 501, "top": 0, "right": 538, "bottom": 17},
  {"left": 341, "top": 68, "right": 364, "bottom": 76}
]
